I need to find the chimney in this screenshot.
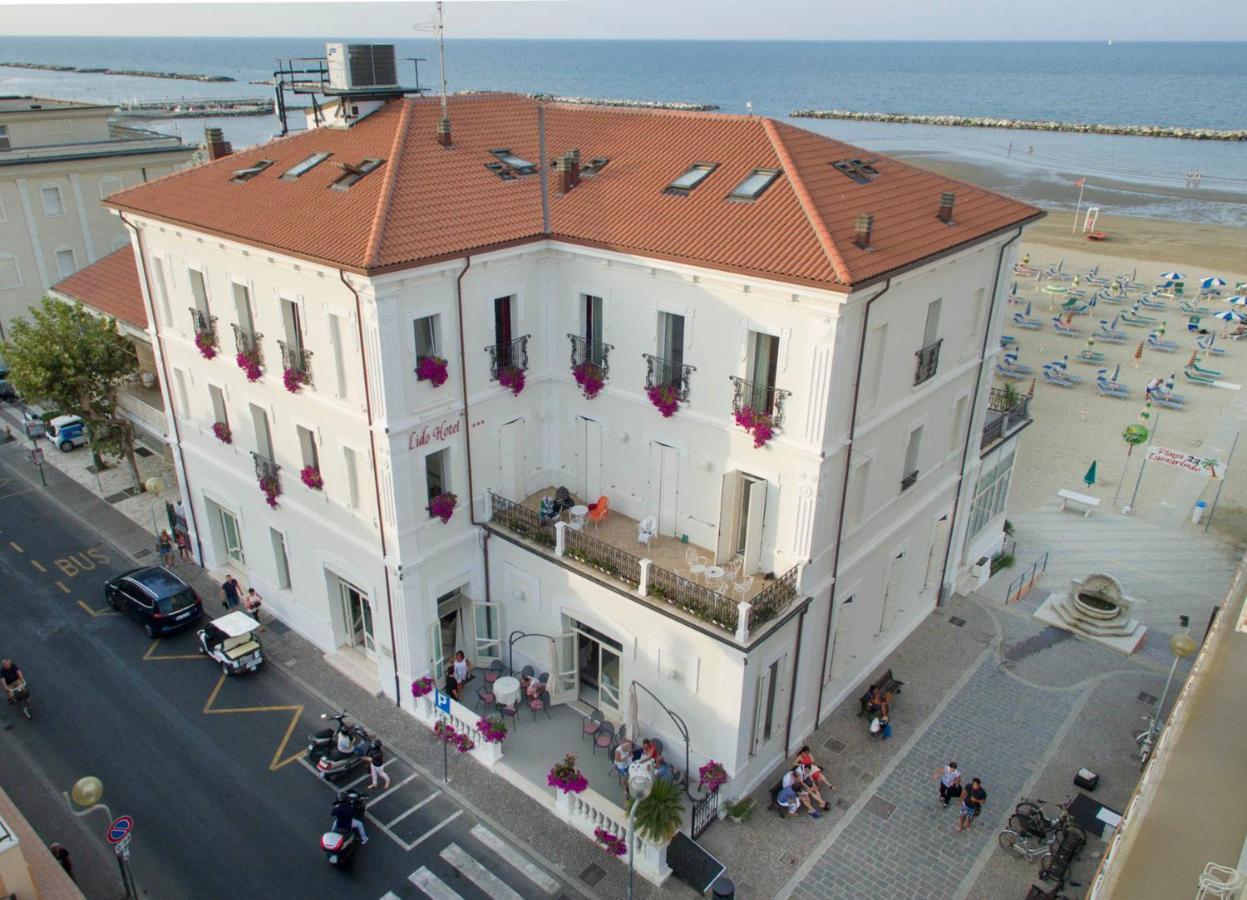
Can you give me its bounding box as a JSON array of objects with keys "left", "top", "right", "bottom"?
[
  {"left": 938, "top": 191, "right": 956, "bottom": 224},
  {"left": 204, "top": 127, "right": 232, "bottom": 161},
  {"left": 557, "top": 150, "right": 581, "bottom": 194},
  {"left": 436, "top": 116, "right": 452, "bottom": 147},
  {"left": 854, "top": 213, "right": 874, "bottom": 249}
]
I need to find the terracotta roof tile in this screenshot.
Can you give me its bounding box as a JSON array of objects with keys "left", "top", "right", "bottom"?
[
  {"left": 52, "top": 248, "right": 147, "bottom": 329},
  {"left": 107, "top": 94, "right": 1041, "bottom": 289}
]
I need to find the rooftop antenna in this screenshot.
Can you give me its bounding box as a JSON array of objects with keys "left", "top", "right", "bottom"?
[
  {"left": 415, "top": 1, "right": 451, "bottom": 143},
  {"left": 746, "top": 100, "right": 753, "bottom": 117}
]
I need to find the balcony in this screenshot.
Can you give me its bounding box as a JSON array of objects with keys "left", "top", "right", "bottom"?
[
  {"left": 117, "top": 377, "right": 166, "bottom": 437},
  {"left": 487, "top": 490, "right": 802, "bottom": 644},
  {"left": 251, "top": 451, "right": 279, "bottom": 483},
  {"left": 232, "top": 324, "right": 264, "bottom": 365},
  {"left": 279, "top": 339, "right": 313, "bottom": 387},
  {"left": 981, "top": 387, "right": 1032, "bottom": 452},
  {"left": 189, "top": 307, "right": 218, "bottom": 349},
  {"left": 730, "top": 376, "right": 790, "bottom": 428},
  {"left": 486, "top": 335, "right": 530, "bottom": 380},
  {"left": 643, "top": 353, "right": 695, "bottom": 403},
  {"left": 568, "top": 334, "right": 612, "bottom": 374},
  {"left": 914, "top": 338, "right": 942, "bottom": 386}
]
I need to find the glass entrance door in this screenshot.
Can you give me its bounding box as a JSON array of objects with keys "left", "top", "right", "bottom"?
[
  {"left": 573, "top": 623, "right": 623, "bottom": 716},
  {"left": 219, "top": 509, "right": 244, "bottom": 564},
  {"left": 341, "top": 582, "right": 375, "bottom": 659}
]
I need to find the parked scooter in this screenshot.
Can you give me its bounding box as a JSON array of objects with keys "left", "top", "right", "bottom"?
[
  {"left": 307, "top": 711, "right": 362, "bottom": 763},
  {"left": 315, "top": 718, "right": 371, "bottom": 780},
  {"left": 321, "top": 789, "right": 367, "bottom": 868}
]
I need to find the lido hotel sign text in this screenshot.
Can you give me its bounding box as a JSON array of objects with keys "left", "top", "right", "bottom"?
[{"left": 408, "top": 416, "right": 462, "bottom": 450}]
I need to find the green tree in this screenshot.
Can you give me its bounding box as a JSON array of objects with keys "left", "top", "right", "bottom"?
[{"left": 2, "top": 298, "right": 141, "bottom": 484}]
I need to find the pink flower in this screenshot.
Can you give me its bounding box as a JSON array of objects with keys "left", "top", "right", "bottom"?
[
  {"left": 594, "top": 828, "right": 627, "bottom": 856},
  {"left": 258, "top": 474, "right": 281, "bottom": 508},
  {"left": 300, "top": 466, "right": 323, "bottom": 490},
  {"left": 698, "top": 760, "right": 729, "bottom": 793},
  {"left": 236, "top": 351, "right": 262, "bottom": 382},
  {"left": 283, "top": 367, "right": 308, "bottom": 393},
  {"left": 646, "top": 384, "right": 680, "bottom": 417},
  {"left": 195, "top": 331, "right": 218, "bottom": 360},
  {"left": 572, "top": 361, "right": 605, "bottom": 399},
  {"left": 734, "top": 406, "right": 776, "bottom": 448},
  {"left": 410, "top": 676, "right": 435, "bottom": 698},
  {"left": 476, "top": 716, "right": 508, "bottom": 743},
  {"left": 498, "top": 365, "right": 526, "bottom": 396},
  {"left": 211, "top": 421, "right": 232, "bottom": 444},
  {"left": 417, "top": 356, "right": 449, "bottom": 388},
  {"left": 547, "top": 754, "right": 588, "bottom": 794},
  {"left": 429, "top": 492, "right": 457, "bottom": 524}
]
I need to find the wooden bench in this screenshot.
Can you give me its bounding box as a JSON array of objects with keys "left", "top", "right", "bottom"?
[
  {"left": 1057, "top": 489, "right": 1100, "bottom": 517},
  {"left": 857, "top": 668, "right": 903, "bottom": 718}
]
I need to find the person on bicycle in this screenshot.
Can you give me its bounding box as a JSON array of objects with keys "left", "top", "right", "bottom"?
[{"left": 0, "top": 659, "right": 24, "bottom": 702}]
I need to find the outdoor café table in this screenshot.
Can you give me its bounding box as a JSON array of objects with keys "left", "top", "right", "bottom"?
[
  {"left": 704, "top": 565, "right": 725, "bottom": 591},
  {"left": 494, "top": 676, "right": 521, "bottom": 707},
  {"left": 569, "top": 505, "right": 589, "bottom": 530}
]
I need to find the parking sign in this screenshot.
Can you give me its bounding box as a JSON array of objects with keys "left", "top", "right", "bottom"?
[{"left": 434, "top": 690, "right": 450, "bottom": 713}]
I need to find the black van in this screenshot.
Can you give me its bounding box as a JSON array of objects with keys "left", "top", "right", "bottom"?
[{"left": 104, "top": 567, "right": 204, "bottom": 637}]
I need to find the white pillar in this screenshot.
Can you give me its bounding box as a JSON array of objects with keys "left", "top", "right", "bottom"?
[
  {"left": 555, "top": 521, "right": 567, "bottom": 557},
  {"left": 736, "top": 601, "right": 751, "bottom": 644},
  {"left": 638, "top": 558, "right": 651, "bottom": 597}
]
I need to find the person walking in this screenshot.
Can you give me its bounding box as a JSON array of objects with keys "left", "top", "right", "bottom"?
[
  {"left": 367, "top": 739, "right": 391, "bottom": 791},
  {"left": 157, "top": 530, "right": 175, "bottom": 567},
  {"left": 221, "top": 574, "right": 241, "bottom": 610},
  {"left": 175, "top": 529, "right": 192, "bottom": 563},
  {"left": 450, "top": 650, "right": 472, "bottom": 701},
  {"left": 936, "top": 761, "right": 962, "bottom": 807},
  {"left": 957, "top": 778, "right": 987, "bottom": 831},
  {"left": 243, "top": 588, "right": 264, "bottom": 631}
]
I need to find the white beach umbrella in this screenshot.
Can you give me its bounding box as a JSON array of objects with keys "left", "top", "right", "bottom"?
[
  {"left": 1201, "top": 277, "right": 1227, "bottom": 289},
  {"left": 1226, "top": 296, "right": 1247, "bottom": 306},
  {"left": 1213, "top": 310, "right": 1238, "bottom": 322},
  {"left": 1159, "top": 271, "right": 1185, "bottom": 281}
]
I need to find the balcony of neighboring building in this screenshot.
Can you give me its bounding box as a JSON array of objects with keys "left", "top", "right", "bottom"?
[
  {"left": 485, "top": 489, "right": 802, "bottom": 647},
  {"left": 117, "top": 373, "right": 167, "bottom": 440},
  {"left": 981, "top": 386, "right": 1032, "bottom": 454}
]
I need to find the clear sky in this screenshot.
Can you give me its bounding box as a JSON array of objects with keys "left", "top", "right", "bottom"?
[{"left": 1, "top": 0, "right": 1244, "bottom": 41}]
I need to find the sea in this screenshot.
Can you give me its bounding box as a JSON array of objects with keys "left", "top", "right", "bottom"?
[{"left": 2, "top": 37, "right": 1245, "bottom": 227}]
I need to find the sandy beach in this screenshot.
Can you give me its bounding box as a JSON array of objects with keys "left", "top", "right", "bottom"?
[{"left": 971, "top": 210, "right": 1247, "bottom": 548}]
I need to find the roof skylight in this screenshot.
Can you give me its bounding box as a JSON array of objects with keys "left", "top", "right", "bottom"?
[
  {"left": 329, "top": 158, "right": 384, "bottom": 191},
  {"left": 281, "top": 151, "right": 332, "bottom": 181},
  {"left": 728, "top": 168, "right": 780, "bottom": 201},
  {"left": 489, "top": 148, "right": 536, "bottom": 175},
  {"left": 832, "top": 158, "right": 881, "bottom": 185},
  {"left": 665, "top": 163, "right": 717, "bottom": 194},
  {"left": 230, "top": 159, "right": 274, "bottom": 183}
]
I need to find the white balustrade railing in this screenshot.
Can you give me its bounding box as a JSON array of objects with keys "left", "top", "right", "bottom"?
[
  {"left": 556, "top": 787, "right": 671, "bottom": 884},
  {"left": 411, "top": 689, "right": 502, "bottom": 769}
]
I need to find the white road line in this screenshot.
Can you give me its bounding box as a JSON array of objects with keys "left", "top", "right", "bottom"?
[
  {"left": 387, "top": 790, "right": 443, "bottom": 828},
  {"left": 368, "top": 771, "right": 418, "bottom": 803},
  {"left": 408, "top": 866, "right": 464, "bottom": 900},
  {"left": 409, "top": 810, "right": 463, "bottom": 849},
  {"left": 469, "top": 823, "right": 561, "bottom": 894},
  {"left": 441, "top": 843, "right": 524, "bottom": 900}
]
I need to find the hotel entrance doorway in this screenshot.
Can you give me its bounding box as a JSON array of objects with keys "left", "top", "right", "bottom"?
[{"left": 572, "top": 620, "right": 622, "bottom": 717}]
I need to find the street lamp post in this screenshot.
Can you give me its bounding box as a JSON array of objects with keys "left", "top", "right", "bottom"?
[
  {"left": 626, "top": 766, "right": 654, "bottom": 900},
  {"left": 63, "top": 776, "right": 137, "bottom": 898},
  {"left": 1145, "top": 616, "right": 1198, "bottom": 751}
]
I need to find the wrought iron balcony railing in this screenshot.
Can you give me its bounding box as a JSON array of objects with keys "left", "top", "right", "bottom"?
[
  {"left": 901, "top": 469, "right": 919, "bottom": 491},
  {"left": 189, "top": 307, "right": 217, "bottom": 341},
  {"left": 747, "top": 565, "right": 801, "bottom": 630},
  {"left": 486, "top": 335, "right": 530, "bottom": 380},
  {"left": 251, "top": 451, "right": 280, "bottom": 483},
  {"left": 568, "top": 334, "right": 613, "bottom": 377},
  {"left": 278, "top": 339, "right": 312, "bottom": 383},
  {"left": 232, "top": 323, "right": 263, "bottom": 364},
  {"left": 730, "top": 376, "right": 790, "bottom": 428},
  {"left": 643, "top": 353, "right": 695, "bottom": 403},
  {"left": 981, "top": 388, "right": 1032, "bottom": 449},
  {"left": 914, "top": 338, "right": 943, "bottom": 386}
]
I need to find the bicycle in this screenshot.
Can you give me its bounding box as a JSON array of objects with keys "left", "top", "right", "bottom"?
[
  {"left": 998, "top": 825, "right": 1061, "bottom": 860},
  {"left": 1010, "top": 797, "right": 1086, "bottom": 846},
  {"left": 7, "top": 682, "right": 32, "bottom": 721},
  {"left": 1135, "top": 715, "right": 1158, "bottom": 767}
]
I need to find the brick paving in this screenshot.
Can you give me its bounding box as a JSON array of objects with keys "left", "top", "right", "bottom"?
[{"left": 788, "top": 658, "right": 1079, "bottom": 900}]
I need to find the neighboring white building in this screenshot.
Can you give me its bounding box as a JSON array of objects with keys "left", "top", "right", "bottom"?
[
  {"left": 106, "top": 90, "right": 1040, "bottom": 811},
  {"left": 0, "top": 96, "right": 193, "bottom": 337}
]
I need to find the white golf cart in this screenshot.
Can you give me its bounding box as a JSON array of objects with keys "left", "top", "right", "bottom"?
[{"left": 196, "top": 610, "right": 263, "bottom": 675}]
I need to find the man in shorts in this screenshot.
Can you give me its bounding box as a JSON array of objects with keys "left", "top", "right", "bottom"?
[{"left": 957, "top": 777, "right": 987, "bottom": 831}]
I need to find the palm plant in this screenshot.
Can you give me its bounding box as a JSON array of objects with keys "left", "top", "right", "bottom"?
[{"left": 632, "top": 777, "right": 684, "bottom": 844}]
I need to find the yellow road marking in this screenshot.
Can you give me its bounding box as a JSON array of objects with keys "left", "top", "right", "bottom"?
[
  {"left": 55, "top": 581, "right": 70, "bottom": 594},
  {"left": 202, "top": 674, "right": 306, "bottom": 771},
  {"left": 77, "top": 600, "right": 118, "bottom": 618},
  {"left": 30, "top": 560, "right": 46, "bottom": 573},
  {"left": 9, "top": 541, "right": 22, "bottom": 553},
  {"left": 143, "top": 639, "right": 204, "bottom": 661}
]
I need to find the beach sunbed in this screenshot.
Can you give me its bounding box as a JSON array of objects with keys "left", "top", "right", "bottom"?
[
  {"left": 1196, "top": 336, "right": 1226, "bottom": 357},
  {"left": 1147, "top": 333, "right": 1178, "bottom": 352},
  {"left": 1139, "top": 295, "right": 1168, "bottom": 311},
  {"left": 1121, "top": 309, "right": 1156, "bottom": 327},
  {"left": 1075, "top": 349, "right": 1107, "bottom": 365},
  {"left": 1052, "top": 317, "right": 1081, "bottom": 336},
  {"left": 995, "top": 362, "right": 1027, "bottom": 381},
  {"left": 1182, "top": 368, "right": 1216, "bottom": 386},
  {"left": 999, "top": 334, "right": 1017, "bottom": 348},
  {"left": 1012, "top": 311, "right": 1041, "bottom": 330},
  {"left": 1189, "top": 356, "right": 1222, "bottom": 377},
  {"left": 1042, "top": 365, "right": 1076, "bottom": 388},
  {"left": 1096, "top": 373, "right": 1130, "bottom": 398}
]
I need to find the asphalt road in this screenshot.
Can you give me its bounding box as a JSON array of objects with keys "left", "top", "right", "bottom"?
[{"left": 0, "top": 447, "right": 570, "bottom": 900}]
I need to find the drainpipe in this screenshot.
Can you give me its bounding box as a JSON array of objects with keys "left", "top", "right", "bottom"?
[
  {"left": 935, "top": 227, "right": 1024, "bottom": 606},
  {"left": 782, "top": 603, "right": 808, "bottom": 757},
  {"left": 452, "top": 256, "right": 493, "bottom": 606},
  {"left": 339, "top": 270, "right": 402, "bottom": 707},
  {"left": 119, "top": 212, "right": 205, "bottom": 565},
  {"left": 813, "top": 277, "right": 891, "bottom": 729}
]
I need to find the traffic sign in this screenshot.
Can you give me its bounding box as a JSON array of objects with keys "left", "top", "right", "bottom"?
[
  {"left": 114, "top": 834, "right": 132, "bottom": 858},
  {"left": 434, "top": 690, "right": 450, "bottom": 713},
  {"left": 107, "top": 816, "right": 133, "bottom": 844}
]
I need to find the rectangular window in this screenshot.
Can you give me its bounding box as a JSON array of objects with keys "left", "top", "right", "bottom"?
[
  {"left": 328, "top": 313, "right": 349, "bottom": 398},
  {"left": 968, "top": 450, "right": 1015, "bottom": 540},
  {"left": 281, "top": 151, "right": 332, "bottom": 180},
  {"left": 329, "top": 158, "right": 383, "bottom": 191},
  {"left": 747, "top": 330, "right": 780, "bottom": 412},
  {"left": 173, "top": 369, "right": 190, "bottom": 417},
  {"left": 951, "top": 396, "right": 969, "bottom": 452},
  {"left": 729, "top": 169, "right": 780, "bottom": 201},
  {"left": 426, "top": 447, "right": 449, "bottom": 511},
  {"left": 280, "top": 298, "right": 303, "bottom": 351},
  {"left": 902, "top": 426, "right": 923, "bottom": 491},
  {"left": 55, "top": 248, "right": 77, "bottom": 279},
  {"left": 150, "top": 257, "right": 172, "bottom": 326},
  {"left": 40, "top": 185, "right": 64, "bottom": 217},
  {"left": 188, "top": 268, "right": 210, "bottom": 313},
  {"left": 343, "top": 447, "right": 361, "bottom": 510},
  {"left": 0, "top": 125, "right": 8, "bottom": 151},
  {"left": 493, "top": 295, "right": 515, "bottom": 369},
  {"left": 270, "top": 528, "right": 292, "bottom": 590},
  {"left": 250, "top": 404, "right": 273, "bottom": 460},
  {"left": 220, "top": 509, "right": 244, "bottom": 564},
  {"left": 971, "top": 288, "right": 986, "bottom": 338},
  {"left": 0, "top": 256, "right": 22, "bottom": 290},
  {"left": 924, "top": 298, "right": 942, "bottom": 347},
  {"left": 231, "top": 159, "right": 273, "bottom": 183},
  {"left": 297, "top": 425, "right": 319, "bottom": 471},
  {"left": 209, "top": 384, "right": 227, "bottom": 427},
  {"left": 581, "top": 294, "right": 604, "bottom": 366},
  {"left": 657, "top": 311, "right": 685, "bottom": 387},
  {"left": 413, "top": 314, "right": 440, "bottom": 362},
  {"left": 666, "top": 162, "right": 716, "bottom": 194},
  {"left": 233, "top": 283, "right": 255, "bottom": 334}
]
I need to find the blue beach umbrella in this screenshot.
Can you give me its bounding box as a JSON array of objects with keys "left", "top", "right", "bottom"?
[
  {"left": 1201, "top": 277, "right": 1227, "bottom": 289},
  {"left": 1160, "top": 271, "right": 1184, "bottom": 281},
  {"left": 1024, "top": 301, "right": 1032, "bottom": 316},
  {"left": 1213, "top": 310, "right": 1238, "bottom": 322},
  {"left": 1227, "top": 296, "right": 1247, "bottom": 305}
]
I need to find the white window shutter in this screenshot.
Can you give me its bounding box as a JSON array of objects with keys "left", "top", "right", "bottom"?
[{"left": 779, "top": 327, "right": 792, "bottom": 372}]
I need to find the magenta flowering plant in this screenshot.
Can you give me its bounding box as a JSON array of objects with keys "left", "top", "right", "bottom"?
[
  {"left": 594, "top": 828, "right": 627, "bottom": 857},
  {"left": 258, "top": 473, "right": 281, "bottom": 508},
  {"left": 698, "top": 760, "right": 729, "bottom": 794},
  {"left": 300, "top": 465, "right": 323, "bottom": 490},
  {"left": 236, "top": 351, "right": 262, "bottom": 382},
  {"left": 410, "top": 676, "right": 435, "bottom": 698},
  {"left": 646, "top": 384, "right": 680, "bottom": 417},
  {"left": 429, "top": 492, "right": 457, "bottom": 524},
  {"left": 547, "top": 754, "right": 588, "bottom": 794},
  {"left": 734, "top": 406, "right": 776, "bottom": 448},
  {"left": 498, "top": 365, "right": 526, "bottom": 396},
  {"left": 476, "top": 716, "right": 508, "bottom": 744},
  {"left": 434, "top": 720, "right": 476, "bottom": 753},
  {"left": 211, "top": 421, "right": 232, "bottom": 444},
  {"left": 195, "top": 331, "right": 218, "bottom": 360},
  {"left": 283, "top": 366, "right": 308, "bottom": 393},
  {"left": 417, "top": 355, "right": 449, "bottom": 388},
  {"left": 572, "top": 361, "right": 605, "bottom": 399}
]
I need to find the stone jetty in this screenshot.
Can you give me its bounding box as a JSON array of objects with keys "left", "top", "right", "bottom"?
[
  {"left": 0, "top": 61, "right": 233, "bottom": 83},
  {"left": 457, "top": 90, "right": 717, "bottom": 112},
  {"left": 790, "top": 109, "right": 1246, "bottom": 142}
]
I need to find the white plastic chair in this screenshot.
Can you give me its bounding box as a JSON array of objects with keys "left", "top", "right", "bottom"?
[
  {"left": 689, "top": 554, "right": 707, "bottom": 584},
  {"left": 1196, "top": 863, "right": 1244, "bottom": 899},
  {"left": 637, "top": 516, "right": 657, "bottom": 548}
]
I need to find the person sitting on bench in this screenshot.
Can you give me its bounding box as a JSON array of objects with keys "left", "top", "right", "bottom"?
[
  {"left": 866, "top": 683, "right": 891, "bottom": 720},
  {"left": 784, "top": 764, "right": 829, "bottom": 811}
]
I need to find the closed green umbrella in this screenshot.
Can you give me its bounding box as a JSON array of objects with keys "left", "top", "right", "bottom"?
[{"left": 1084, "top": 460, "right": 1098, "bottom": 488}]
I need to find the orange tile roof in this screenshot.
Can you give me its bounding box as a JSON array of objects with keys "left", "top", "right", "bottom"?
[
  {"left": 52, "top": 248, "right": 147, "bottom": 329},
  {"left": 106, "top": 94, "right": 1042, "bottom": 290}
]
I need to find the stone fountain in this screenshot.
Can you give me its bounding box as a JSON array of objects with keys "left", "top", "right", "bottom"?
[{"left": 1033, "top": 573, "right": 1148, "bottom": 654}]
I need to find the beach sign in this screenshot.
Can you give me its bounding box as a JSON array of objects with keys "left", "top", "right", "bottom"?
[
  {"left": 1145, "top": 446, "right": 1224, "bottom": 478},
  {"left": 1123, "top": 424, "right": 1148, "bottom": 445}
]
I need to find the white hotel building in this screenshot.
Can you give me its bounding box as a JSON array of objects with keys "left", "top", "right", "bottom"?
[{"left": 104, "top": 90, "right": 1040, "bottom": 815}]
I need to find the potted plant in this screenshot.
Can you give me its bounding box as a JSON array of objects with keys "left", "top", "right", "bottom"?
[
  {"left": 283, "top": 366, "right": 309, "bottom": 393},
  {"left": 734, "top": 406, "right": 775, "bottom": 448},
  {"left": 724, "top": 797, "right": 756, "bottom": 824},
  {"left": 236, "top": 350, "right": 262, "bottom": 382},
  {"left": 300, "top": 465, "right": 324, "bottom": 490},
  {"left": 631, "top": 777, "right": 684, "bottom": 844},
  {"left": 211, "top": 421, "right": 232, "bottom": 444},
  {"left": 593, "top": 828, "right": 627, "bottom": 856},
  {"left": 429, "top": 492, "right": 457, "bottom": 524},
  {"left": 417, "top": 355, "right": 449, "bottom": 388},
  {"left": 697, "top": 760, "right": 729, "bottom": 794},
  {"left": 572, "top": 361, "right": 605, "bottom": 399},
  {"left": 195, "top": 331, "right": 218, "bottom": 360},
  {"left": 646, "top": 384, "right": 680, "bottom": 417},
  {"left": 258, "top": 473, "right": 281, "bottom": 508},
  {"left": 498, "top": 365, "right": 526, "bottom": 396},
  {"left": 434, "top": 720, "right": 475, "bottom": 753},
  {"left": 547, "top": 754, "right": 588, "bottom": 794},
  {"left": 476, "top": 716, "right": 507, "bottom": 744},
  {"left": 411, "top": 676, "right": 435, "bottom": 699}
]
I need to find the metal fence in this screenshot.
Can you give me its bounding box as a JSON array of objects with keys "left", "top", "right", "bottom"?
[
  {"left": 648, "top": 565, "right": 740, "bottom": 632},
  {"left": 1006, "top": 551, "right": 1049, "bottom": 604},
  {"left": 748, "top": 564, "right": 801, "bottom": 630},
  {"left": 488, "top": 492, "right": 557, "bottom": 548},
  {"left": 690, "top": 790, "right": 721, "bottom": 840},
  {"left": 563, "top": 525, "right": 641, "bottom": 588}
]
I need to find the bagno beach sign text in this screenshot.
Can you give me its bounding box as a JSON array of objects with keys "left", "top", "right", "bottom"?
[{"left": 409, "top": 417, "right": 461, "bottom": 450}]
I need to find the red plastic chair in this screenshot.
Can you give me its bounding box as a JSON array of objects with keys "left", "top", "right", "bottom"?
[{"left": 588, "top": 495, "right": 609, "bottom": 528}]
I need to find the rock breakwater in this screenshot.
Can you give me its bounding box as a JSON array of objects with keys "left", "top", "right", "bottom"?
[
  {"left": 457, "top": 90, "right": 717, "bottom": 112},
  {"left": 0, "top": 61, "right": 234, "bottom": 83},
  {"left": 790, "top": 109, "right": 1246, "bottom": 141}
]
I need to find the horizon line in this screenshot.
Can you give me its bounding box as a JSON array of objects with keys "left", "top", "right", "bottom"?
[{"left": 4, "top": 35, "right": 1247, "bottom": 43}]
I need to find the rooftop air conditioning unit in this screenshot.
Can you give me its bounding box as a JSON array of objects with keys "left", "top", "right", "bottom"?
[{"left": 325, "top": 43, "right": 399, "bottom": 92}]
